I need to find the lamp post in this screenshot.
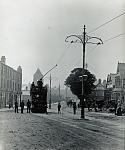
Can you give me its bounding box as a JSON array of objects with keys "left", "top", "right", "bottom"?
[{"left": 65, "top": 25, "right": 103, "bottom": 119}]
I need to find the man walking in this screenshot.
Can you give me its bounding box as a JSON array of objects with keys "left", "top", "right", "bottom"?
[
  {"left": 73, "top": 102, "right": 77, "bottom": 114},
  {"left": 20, "top": 100, "right": 24, "bottom": 114},
  {"left": 15, "top": 100, "right": 18, "bottom": 113},
  {"left": 27, "top": 99, "right": 31, "bottom": 113},
  {"left": 58, "top": 102, "right": 61, "bottom": 114}
]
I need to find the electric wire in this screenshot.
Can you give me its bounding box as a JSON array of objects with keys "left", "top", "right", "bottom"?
[
  {"left": 88, "top": 11, "right": 125, "bottom": 34},
  {"left": 86, "top": 45, "right": 98, "bottom": 56},
  {"left": 69, "top": 32, "right": 125, "bottom": 69},
  {"left": 59, "top": 30, "right": 125, "bottom": 70},
  {"left": 56, "top": 30, "right": 125, "bottom": 82},
  {"left": 56, "top": 44, "right": 73, "bottom": 66},
  {"left": 104, "top": 33, "right": 125, "bottom": 43},
  {"left": 87, "top": 32, "right": 125, "bottom": 57}
]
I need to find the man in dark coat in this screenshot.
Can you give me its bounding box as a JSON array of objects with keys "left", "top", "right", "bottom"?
[
  {"left": 15, "top": 100, "right": 18, "bottom": 113},
  {"left": 27, "top": 99, "right": 31, "bottom": 113},
  {"left": 58, "top": 102, "right": 61, "bottom": 114},
  {"left": 73, "top": 102, "right": 77, "bottom": 114},
  {"left": 20, "top": 100, "right": 24, "bottom": 114}
]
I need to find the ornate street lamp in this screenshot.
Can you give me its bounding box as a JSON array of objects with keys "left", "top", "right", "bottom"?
[{"left": 65, "top": 25, "right": 103, "bottom": 119}]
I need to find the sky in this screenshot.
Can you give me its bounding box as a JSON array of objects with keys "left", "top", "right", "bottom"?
[{"left": 0, "top": 0, "right": 125, "bottom": 88}]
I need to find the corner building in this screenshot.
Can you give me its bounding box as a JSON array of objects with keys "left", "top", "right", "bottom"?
[{"left": 0, "top": 56, "right": 22, "bottom": 108}]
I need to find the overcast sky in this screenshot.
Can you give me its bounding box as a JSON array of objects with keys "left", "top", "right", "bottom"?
[{"left": 0, "top": 0, "right": 125, "bottom": 88}]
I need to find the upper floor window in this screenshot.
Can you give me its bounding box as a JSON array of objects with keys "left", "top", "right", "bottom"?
[
  {"left": 115, "top": 76, "right": 120, "bottom": 87},
  {"left": 123, "top": 79, "right": 125, "bottom": 88},
  {"left": 1, "top": 66, "right": 3, "bottom": 74}
]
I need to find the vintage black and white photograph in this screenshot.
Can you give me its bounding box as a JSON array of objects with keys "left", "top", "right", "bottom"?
[{"left": 0, "top": 0, "right": 125, "bottom": 150}]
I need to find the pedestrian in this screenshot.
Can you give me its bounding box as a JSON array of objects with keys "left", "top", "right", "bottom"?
[
  {"left": 58, "top": 102, "right": 61, "bottom": 114},
  {"left": 45, "top": 104, "right": 48, "bottom": 114},
  {"left": 94, "top": 103, "right": 98, "bottom": 112},
  {"left": 14, "top": 100, "right": 18, "bottom": 113},
  {"left": 114, "top": 102, "right": 118, "bottom": 115},
  {"left": 27, "top": 99, "right": 31, "bottom": 113},
  {"left": 9, "top": 102, "right": 11, "bottom": 109},
  {"left": 77, "top": 102, "right": 80, "bottom": 109},
  {"left": 73, "top": 102, "right": 77, "bottom": 114},
  {"left": 20, "top": 100, "right": 24, "bottom": 114},
  {"left": 117, "top": 106, "right": 122, "bottom": 116}
]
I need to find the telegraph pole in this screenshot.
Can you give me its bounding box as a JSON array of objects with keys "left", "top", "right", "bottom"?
[
  {"left": 49, "top": 74, "right": 52, "bottom": 109},
  {"left": 65, "top": 25, "right": 103, "bottom": 119}
]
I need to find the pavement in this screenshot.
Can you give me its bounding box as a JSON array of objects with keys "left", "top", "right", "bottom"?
[{"left": 0, "top": 102, "right": 125, "bottom": 150}]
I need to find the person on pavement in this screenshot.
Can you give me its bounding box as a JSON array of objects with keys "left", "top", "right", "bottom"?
[
  {"left": 14, "top": 100, "right": 18, "bottom": 113},
  {"left": 27, "top": 99, "right": 31, "bottom": 113},
  {"left": 9, "top": 102, "right": 11, "bottom": 109},
  {"left": 114, "top": 102, "right": 118, "bottom": 115},
  {"left": 20, "top": 100, "right": 25, "bottom": 114},
  {"left": 45, "top": 104, "right": 48, "bottom": 114},
  {"left": 58, "top": 102, "right": 61, "bottom": 114},
  {"left": 73, "top": 102, "right": 77, "bottom": 114}
]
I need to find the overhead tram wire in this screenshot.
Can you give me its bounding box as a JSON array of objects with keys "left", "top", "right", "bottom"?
[
  {"left": 56, "top": 41, "right": 76, "bottom": 66},
  {"left": 86, "top": 45, "right": 98, "bottom": 56},
  {"left": 56, "top": 39, "right": 84, "bottom": 74},
  {"left": 54, "top": 45, "right": 72, "bottom": 78},
  {"left": 56, "top": 30, "right": 125, "bottom": 83},
  {"left": 56, "top": 48, "right": 69, "bottom": 65},
  {"left": 86, "top": 32, "right": 125, "bottom": 57},
  {"left": 104, "top": 33, "right": 125, "bottom": 43},
  {"left": 72, "top": 45, "right": 98, "bottom": 67},
  {"left": 73, "top": 32, "right": 125, "bottom": 68},
  {"left": 57, "top": 12, "right": 125, "bottom": 73},
  {"left": 88, "top": 11, "right": 125, "bottom": 34},
  {"left": 54, "top": 46, "right": 76, "bottom": 81},
  {"left": 72, "top": 32, "right": 125, "bottom": 66}
]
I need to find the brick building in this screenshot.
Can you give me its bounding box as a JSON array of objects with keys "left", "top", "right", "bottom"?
[{"left": 0, "top": 56, "right": 22, "bottom": 108}]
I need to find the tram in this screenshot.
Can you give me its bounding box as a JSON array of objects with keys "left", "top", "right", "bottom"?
[{"left": 30, "top": 79, "right": 47, "bottom": 113}]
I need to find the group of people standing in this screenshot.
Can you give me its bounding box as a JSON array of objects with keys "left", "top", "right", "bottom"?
[
  {"left": 14, "top": 99, "right": 31, "bottom": 114},
  {"left": 58, "top": 102, "right": 77, "bottom": 115}
]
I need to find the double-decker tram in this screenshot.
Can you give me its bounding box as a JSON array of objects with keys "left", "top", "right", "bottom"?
[{"left": 30, "top": 79, "right": 47, "bottom": 113}]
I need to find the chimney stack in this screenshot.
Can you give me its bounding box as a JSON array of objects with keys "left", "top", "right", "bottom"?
[{"left": 1, "top": 56, "right": 6, "bottom": 64}]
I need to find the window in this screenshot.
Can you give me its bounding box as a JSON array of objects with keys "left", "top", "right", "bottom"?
[
  {"left": 7, "top": 80, "right": 9, "bottom": 90},
  {"left": 13, "top": 82, "right": 14, "bottom": 91},
  {"left": 1, "top": 78, "right": 3, "bottom": 89},
  {"left": 1, "top": 66, "right": 3, "bottom": 74},
  {"left": 123, "top": 79, "right": 125, "bottom": 88},
  {"left": 15, "top": 83, "right": 16, "bottom": 91},
  {"left": 115, "top": 76, "right": 120, "bottom": 87}
]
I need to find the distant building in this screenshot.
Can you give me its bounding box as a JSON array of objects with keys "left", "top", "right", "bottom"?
[
  {"left": 112, "top": 63, "right": 125, "bottom": 109},
  {"left": 21, "top": 85, "right": 31, "bottom": 106},
  {"left": 106, "top": 73, "right": 117, "bottom": 104},
  {"left": 102, "top": 80, "right": 107, "bottom": 88},
  {"left": 93, "top": 79, "right": 106, "bottom": 110},
  {"left": 106, "top": 62, "right": 125, "bottom": 109},
  {"left": 107, "top": 73, "right": 117, "bottom": 89},
  {"left": 33, "top": 68, "right": 43, "bottom": 85},
  {"left": 94, "top": 79, "right": 106, "bottom": 102},
  {"left": 0, "top": 56, "right": 22, "bottom": 108}
]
